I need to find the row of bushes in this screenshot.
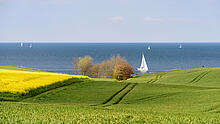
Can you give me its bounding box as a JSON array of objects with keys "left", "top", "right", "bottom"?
[{"left": 73, "top": 55, "right": 134, "bottom": 80}]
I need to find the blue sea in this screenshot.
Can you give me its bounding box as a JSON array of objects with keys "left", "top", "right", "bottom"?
[{"left": 0, "top": 43, "right": 220, "bottom": 74}]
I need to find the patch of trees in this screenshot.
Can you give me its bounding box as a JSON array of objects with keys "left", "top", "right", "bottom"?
[{"left": 73, "top": 55, "right": 134, "bottom": 80}]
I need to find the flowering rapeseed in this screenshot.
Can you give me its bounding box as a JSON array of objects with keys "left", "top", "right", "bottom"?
[{"left": 0, "top": 69, "right": 90, "bottom": 94}]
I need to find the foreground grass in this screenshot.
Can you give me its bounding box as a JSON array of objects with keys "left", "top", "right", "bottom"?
[
  {"left": 1, "top": 102, "right": 220, "bottom": 123},
  {"left": 2, "top": 67, "right": 220, "bottom": 123}
]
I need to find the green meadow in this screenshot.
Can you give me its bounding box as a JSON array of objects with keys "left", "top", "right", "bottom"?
[
  {"left": 0, "top": 65, "right": 43, "bottom": 72},
  {"left": 1, "top": 67, "right": 220, "bottom": 123}
]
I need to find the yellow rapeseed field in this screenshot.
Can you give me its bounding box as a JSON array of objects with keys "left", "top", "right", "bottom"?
[{"left": 0, "top": 69, "right": 90, "bottom": 94}]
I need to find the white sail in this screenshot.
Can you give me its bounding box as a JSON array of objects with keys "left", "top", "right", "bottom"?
[
  {"left": 20, "top": 42, "right": 23, "bottom": 47},
  {"left": 179, "top": 44, "right": 182, "bottom": 49},
  {"left": 29, "top": 43, "right": 32, "bottom": 48},
  {"left": 137, "top": 54, "right": 148, "bottom": 73},
  {"left": 147, "top": 46, "right": 151, "bottom": 50}
]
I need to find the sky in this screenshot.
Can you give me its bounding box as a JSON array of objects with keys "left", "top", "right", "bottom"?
[{"left": 0, "top": 0, "right": 219, "bottom": 42}]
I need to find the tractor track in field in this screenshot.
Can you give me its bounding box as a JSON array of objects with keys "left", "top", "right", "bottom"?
[
  {"left": 188, "top": 71, "right": 209, "bottom": 84},
  {"left": 101, "top": 83, "right": 131, "bottom": 104},
  {"left": 101, "top": 83, "right": 137, "bottom": 106},
  {"left": 134, "top": 92, "right": 182, "bottom": 102},
  {"left": 203, "top": 104, "right": 220, "bottom": 113},
  {"left": 146, "top": 74, "right": 164, "bottom": 83},
  {"left": 113, "top": 83, "right": 137, "bottom": 104}
]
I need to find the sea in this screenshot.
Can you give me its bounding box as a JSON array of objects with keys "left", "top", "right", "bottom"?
[{"left": 0, "top": 43, "right": 220, "bottom": 74}]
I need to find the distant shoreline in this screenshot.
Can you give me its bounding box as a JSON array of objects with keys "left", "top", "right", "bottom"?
[{"left": 0, "top": 41, "right": 220, "bottom": 43}]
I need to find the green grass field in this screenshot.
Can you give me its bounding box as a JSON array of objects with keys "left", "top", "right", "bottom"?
[
  {"left": 0, "top": 65, "right": 43, "bottom": 72},
  {"left": 1, "top": 67, "right": 220, "bottom": 123}
]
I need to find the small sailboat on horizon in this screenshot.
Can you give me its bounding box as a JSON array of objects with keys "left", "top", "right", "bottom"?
[
  {"left": 20, "top": 42, "right": 23, "bottom": 47},
  {"left": 137, "top": 53, "right": 149, "bottom": 73},
  {"left": 179, "top": 44, "right": 182, "bottom": 49},
  {"left": 29, "top": 43, "right": 32, "bottom": 48},
  {"left": 147, "top": 46, "right": 151, "bottom": 50}
]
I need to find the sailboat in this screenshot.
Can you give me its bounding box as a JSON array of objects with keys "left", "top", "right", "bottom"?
[
  {"left": 147, "top": 46, "right": 151, "bottom": 50},
  {"left": 179, "top": 44, "right": 182, "bottom": 49},
  {"left": 29, "top": 43, "right": 32, "bottom": 48},
  {"left": 20, "top": 42, "right": 23, "bottom": 47},
  {"left": 137, "top": 53, "right": 148, "bottom": 73}
]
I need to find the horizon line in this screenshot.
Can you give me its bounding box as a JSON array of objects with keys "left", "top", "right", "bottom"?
[{"left": 0, "top": 41, "right": 220, "bottom": 43}]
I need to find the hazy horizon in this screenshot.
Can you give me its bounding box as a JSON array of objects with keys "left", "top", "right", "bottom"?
[{"left": 1, "top": 41, "right": 220, "bottom": 43}]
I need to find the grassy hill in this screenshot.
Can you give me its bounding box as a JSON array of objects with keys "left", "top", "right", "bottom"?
[
  {"left": 1, "top": 67, "right": 220, "bottom": 123},
  {"left": 0, "top": 65, "right": 43, "bottom": 72}
]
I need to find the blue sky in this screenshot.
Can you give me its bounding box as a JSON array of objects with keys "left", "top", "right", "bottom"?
[{"left": 0, "top": 0, "right": 219, "bottom": 42}]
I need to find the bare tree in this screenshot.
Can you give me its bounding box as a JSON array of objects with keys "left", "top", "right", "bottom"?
[
  {"left": 106, "top": 56, "right": 116, "bottom": 77},
  {"left": 73, "top": 57, "right": 80, "bottom": 75},
  {"left": 113, "top": 55, "right": 134, "bottom": 80},
  {"left": 115, "top": 54, "right": 127, "bottom": 65},
  {"left": 90, "top": 63, "right": 100, "bottom": 78},
  {"left": 113, "top": 62, "right": 134, "bottom": 80},
  {"left": 78, "top": 56, "right": 93, "bottom": 75}
]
